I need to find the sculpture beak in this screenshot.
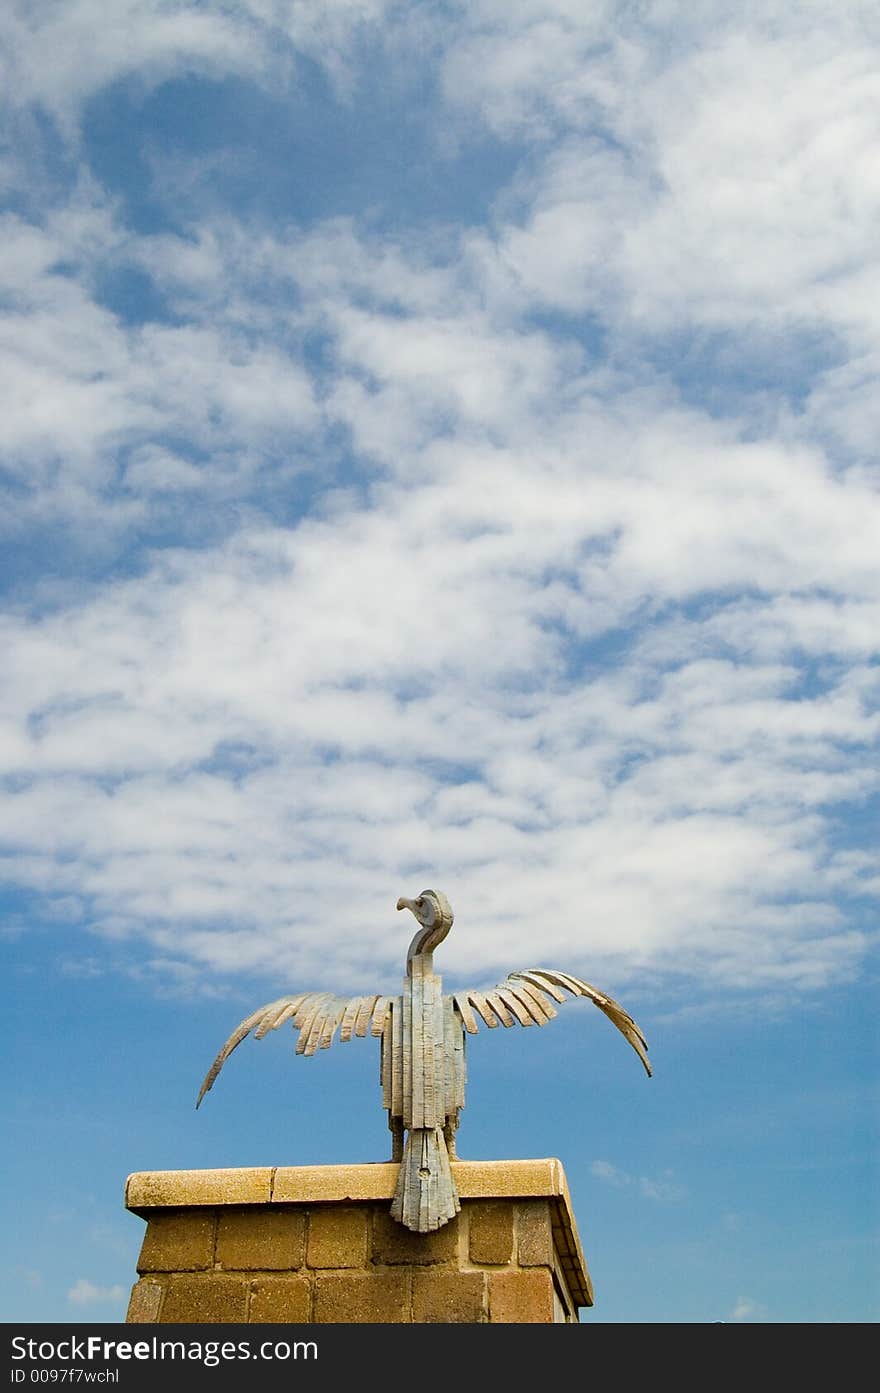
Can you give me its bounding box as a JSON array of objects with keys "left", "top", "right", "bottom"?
[{"left": 397, "top": 896, "right": 419, "bottom": 914}]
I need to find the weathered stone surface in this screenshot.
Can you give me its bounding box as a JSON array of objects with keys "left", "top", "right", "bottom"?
[
  {"left": 125, "top": 1280, "right": 164, "bottom": 1323},
  {"left": 216, "top": 1207, "right": 306, "bottom": 1271},
  {"left": 371, "top": 1208, "right": 459, "bottom": 1266},
  {"left": 488, "top": 1268, "right": 555, "bottom": 1323},
  {"left": 313, "top": 1270, "right": 410, "bottom": 1323},
  {"left": 127, "top": 1168, "right": 273, "bottom": 1212},
  {"left": 124, "top": 1160, "right": 592, "bottom": 1322},
  {"left": 160, "top": 1275, "right": 249, "bottom": 1323},
  {"left": 272, "top": 1163, "right": 398, "bottom": 1204},
  {"left": 468, "top": 1201, "right": 514, "bottom": 1266},
  {"left": 412, "top": 1271, "right": 486, "bottom": 1323},
  {"left": 127, "top": 1158, "right": 574, "bottom": 1205},
  {"left": 515, "top": 1199, "right": 554, "bottom": 1268},
  {"left": 306, "top": 1206, "right": 369, "bottom": 1269},
  {"left": 454, "top": 1158, "right": 567, "bottom": 1199},
  {"left": 248, "top": 1275, "right": 311, "bottom": 1323},
  {"left": 137, "top": 1211, "right": 216, "bottom": 1272}
]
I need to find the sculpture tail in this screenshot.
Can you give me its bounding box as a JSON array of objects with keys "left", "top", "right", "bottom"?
[{"left": 390, "top": 1126, "right": 460, "bottom": 1233}]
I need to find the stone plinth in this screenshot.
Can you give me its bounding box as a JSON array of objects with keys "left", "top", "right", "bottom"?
[{"left": 125, "top": 1159, "right": 592, "bottom": 1324}]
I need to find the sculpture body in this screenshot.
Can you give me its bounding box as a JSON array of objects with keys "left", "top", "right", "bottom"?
[
  {"left": 384, "top": 892, "right": 463, "bottom": 1230},
  {"left": 197, "top": 890, "right": 651, "bottom": 1232}
]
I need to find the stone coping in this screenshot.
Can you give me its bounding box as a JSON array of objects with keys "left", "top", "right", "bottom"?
[
  {"left": 125, "top": 1158, "right": 593, "bottom": 1308},
  {"left": 126, "top": 1158, "right": 572, "bottom": 1211}
]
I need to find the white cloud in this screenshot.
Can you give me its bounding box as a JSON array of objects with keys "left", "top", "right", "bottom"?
[
  {"left": 0, "top": 203, "right": 321, "bottom": 557},
  {"left": 446, "top": 0, "right": 880, "bottom": 447},
  {"left": 590, "top": 1160, "right": 629, "bottom": 1187},
  {"left": 728, "top": 1295, "right": 769, "bottom": 1323},
  {"left": 0, "top": 1, "right": 399, "bottom": 133},
  {"left": 0, "top": 401, "right": 876, "bottom": 994},
  {"left": 0, "top": 1, "right": 876, "bottom": 1010},
  {"left": 67, "top": 1278, "right": 126, "bottom": 1307},
  {"left": 1, "top": 3, "right": 259, "bottom": 134},
  {"left": 590, "top": 1160, "right": 684, "bottom": 1201}
]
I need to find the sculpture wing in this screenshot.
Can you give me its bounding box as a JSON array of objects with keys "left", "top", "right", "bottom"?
[
  {"left": 196, "top": 991, "right": 392, "bottom": 1107},
  {"left": 452, "top": 968, "right": 651, "bottom": 1076}
]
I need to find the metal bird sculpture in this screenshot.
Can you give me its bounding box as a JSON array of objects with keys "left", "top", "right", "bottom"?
[{"left": 197, "top": 890, "right": 651, "bottom": 1232}]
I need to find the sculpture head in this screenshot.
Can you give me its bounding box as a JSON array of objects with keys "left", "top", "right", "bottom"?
[{"left": 397, "top": 889, "right": 454, "bottom": 971}]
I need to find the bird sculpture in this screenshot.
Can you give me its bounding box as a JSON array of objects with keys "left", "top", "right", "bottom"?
[{"left": 197, "top": 890, "right": 651, "bottom": 1232}]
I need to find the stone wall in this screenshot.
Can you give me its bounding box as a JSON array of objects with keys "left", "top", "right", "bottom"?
[{"left": 125, "top": 1159, "right": 592, "bottom": 1324}]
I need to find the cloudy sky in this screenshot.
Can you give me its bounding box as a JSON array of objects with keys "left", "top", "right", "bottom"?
[{"left": 2, "top": 0, "right": 878, "bottom": 1324}]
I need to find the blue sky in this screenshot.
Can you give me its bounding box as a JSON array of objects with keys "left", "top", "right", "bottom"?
[{"left": 1, "top": 0, "right": 878, "bottom": 1325}]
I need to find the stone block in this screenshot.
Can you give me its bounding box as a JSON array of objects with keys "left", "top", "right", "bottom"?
[
  {"left": 453, "top": 1158, "right": 565, "bottom": 1199},
  {"left": 468, "top": 1200, "right": 514, "bottom": 1266},
  {"left": 313, "top": 1269, "right": 410, "bottom": 1323},
  {"left": 371, "top": 1208, "right": 459, "bottom": 1266},
  {"left": 126, "top": 1168, "right": 273, "bottom": 1211},
  {"left": 216, "top": 1207, "right": 306, "bottom": 1270},
  {"left": 515, "top": 1199, "right": 554, "bottom": 1267},
  {"left": 488, "top": 1269, "right": 555, "bottom": 1323},
  {"left": 137, "top": 1210, "right": 216, "bottom": 1272},
  {"left": 412, "top": 1270, "right": 486, "bottom": 1324},
  {"left": 160, "top": 1275, "right": 249, "bottom": 1323},
  {"left": 307, "top": 1205, "right": 369, "bottom": 1269},
  {"left": 248, "top": 1275, "right": 311, "bottom": 1323},
  {"left": 125, "top": 1280, "right": 165, "bottom": 1323},
  {"left": 271, "top": 1163, "right": 398, "bottom": 1203}
]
